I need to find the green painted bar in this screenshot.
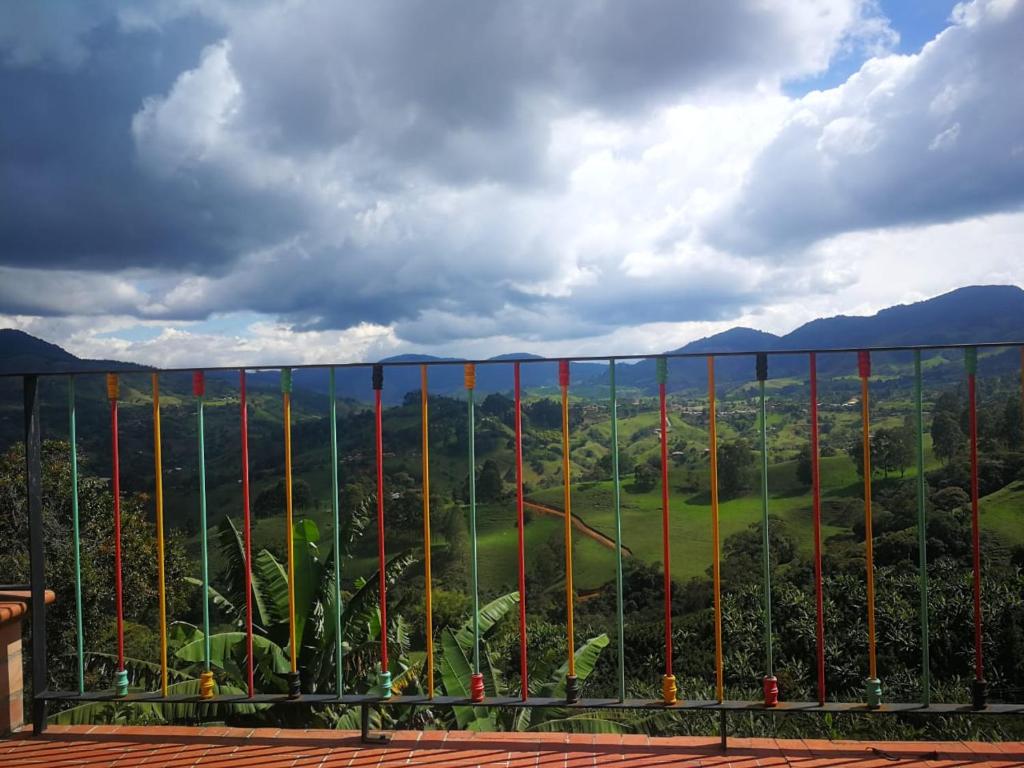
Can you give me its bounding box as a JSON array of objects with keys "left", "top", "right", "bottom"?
[
  {"left": 330, "top": 368, "right": 344, "bottom": 695},
  {"left": 610, "top": 360, "right": 626, "bottom": 701},
  {"left": 197, "top": 391, "right": 211, "bottom": 669},
  {"left": 69, "top": 377, "right": 84, "bottom": 695}
]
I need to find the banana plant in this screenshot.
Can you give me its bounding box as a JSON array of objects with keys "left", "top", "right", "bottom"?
[
  {"left": 433, "top": 591, "right": 622, "bottom": 733},
  {"left": 53, "top": 498, "right": 418, "bottom": 728},
  {"left": 184, "top": 513, "right": 417, "bottom": 715}
]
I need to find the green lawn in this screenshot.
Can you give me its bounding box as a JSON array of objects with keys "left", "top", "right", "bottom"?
[{"left": 979, "top": 479, "right": 1024, "bottom": 545}]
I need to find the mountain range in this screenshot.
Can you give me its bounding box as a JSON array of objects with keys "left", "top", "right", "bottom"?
[{"left": 2, "top": 285, "right": 1023, "bottom": 399}]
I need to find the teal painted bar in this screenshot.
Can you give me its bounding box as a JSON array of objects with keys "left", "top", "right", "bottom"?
[
  {"left": 69, "top": 378, "right": 84, "bottom": 694},
  {"left": 197, "top": 393, "right": 211, "bottom": 669}
]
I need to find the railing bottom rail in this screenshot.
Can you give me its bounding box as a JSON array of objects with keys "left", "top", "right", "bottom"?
[{"left": 37, "top": 690, "right": 1024, "bottom": 713}]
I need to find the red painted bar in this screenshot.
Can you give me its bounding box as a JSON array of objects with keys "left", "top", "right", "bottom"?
[{"left": 373, "top": 366, "right": 389, "bottom": 677}]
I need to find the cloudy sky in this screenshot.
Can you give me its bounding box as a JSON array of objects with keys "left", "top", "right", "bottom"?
[{"left": 1, "top": 0, "right": 1022, "bottom": 366}]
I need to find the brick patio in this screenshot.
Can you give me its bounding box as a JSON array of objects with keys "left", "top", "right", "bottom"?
[{"left": 1, "top": 726, "right": 1022, "bottom": 767}]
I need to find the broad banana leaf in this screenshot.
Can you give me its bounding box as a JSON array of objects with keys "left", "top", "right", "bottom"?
[
  {"left": 82, "top": 652, "right": 192, "bottom": 690},
  {"left": 291, "top": 518, "right": 324, "bottom": 651},
  {"left": 439, "top": 628, "right": 495, "bottom": 731},
  {"left": 529, "top": 634, "right": 610, "bottom": 727},
  {"left": 176, "top": 631, "right": 291, "bottom": 676},
  {"left": 184, "top": 577, "right": 237, "bottom": 617},
  {"left": 252, "top": 548, "right": 291, "bottom": 634},
  {"left": 453, "top": 592, "right": 520, "bottom": 653},
  {"left": 217, "top": 516, "right": 272, "bottom": 630}
]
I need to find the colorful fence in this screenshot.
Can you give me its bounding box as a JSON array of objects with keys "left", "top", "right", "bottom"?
[{"left": 10, "top": 341, "right": 1024, "bottom": 739}]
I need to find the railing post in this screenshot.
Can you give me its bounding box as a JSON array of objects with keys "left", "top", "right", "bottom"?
[{"left": 24, "top": 375, "right": 47, "bottom": 734}]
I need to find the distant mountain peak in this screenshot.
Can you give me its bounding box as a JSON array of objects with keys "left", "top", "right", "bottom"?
[
  {"left": 0, "top": 328, "right": 141, "bottom": 374},
  {"left": 669, "top": 326, "right": 781, "bottom": 354}
]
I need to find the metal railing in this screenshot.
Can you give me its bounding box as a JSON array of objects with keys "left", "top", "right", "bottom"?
[{"left": 12, "top": 339, "right": 1024, "bottom": 746}]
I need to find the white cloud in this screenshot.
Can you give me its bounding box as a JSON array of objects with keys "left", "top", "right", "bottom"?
[
  {"left": 709, "top": 0, "right": 1024, "bottom": 253},
  {"left": 2, "top": 0, "right": 1022, "bottom": 364}
]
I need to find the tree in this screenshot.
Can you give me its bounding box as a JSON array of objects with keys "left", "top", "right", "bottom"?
[
  {"left": 481, "top": 392, "right": 514, "bottom": 426},
  {"left": 873, "top": 426, "right": 913, "bottom": 477},
  {"left": 932, "top": 411, "right": 964, "bottom": 464},
  {"left": 594, "top": 451, "right": 634, "bottom": 479},
  {"left": 477, "top": 458, "right": 504, "bottom": 501},
  {"left": 999, "top": 396, "right": 1023, "bottom": 449},
  {"left": 524, "top": 398, "right": 561, "bottom": 429},
  {"left": 717, "top": 439, "right": 754, "bottom": 498},
  {"left": 632, "top": 463, "right": 657, "bottom": 492},
  {"left": 796, "top": 444, "right": 812, "bottom": 486},
  {"left": 254, "top": 478, "right": 313, "bottom": 517}
]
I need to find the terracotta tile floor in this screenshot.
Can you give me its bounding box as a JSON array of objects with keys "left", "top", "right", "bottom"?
[{"left": 1, "top": 726, "right": 1022, "bottom": 767}]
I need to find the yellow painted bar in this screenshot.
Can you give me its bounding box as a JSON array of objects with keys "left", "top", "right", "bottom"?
[
  {"left": 421, "top": 365, "right": 434, "bottom": 698},
  {"left": 561, "top": 381, "right": 576, "bottom": 677},
  {"left": 284, "top": 389, "right": 298, "bottom": 674}
]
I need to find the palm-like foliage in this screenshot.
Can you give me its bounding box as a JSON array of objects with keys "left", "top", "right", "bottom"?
[
  {"left": 434, "top": 591, "right": 619, "bottom": 733},
  {"left": 55, "top": 496, "right": 417, "bottom": 727}
]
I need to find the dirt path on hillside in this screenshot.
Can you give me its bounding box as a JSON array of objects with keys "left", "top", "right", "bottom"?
[{"left": 523, "top": 500, "right": 632, "bottom": 558}]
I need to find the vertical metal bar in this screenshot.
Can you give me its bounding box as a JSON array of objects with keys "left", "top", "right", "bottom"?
[
  {"left": 330, "top": 368, "right": 344, "bottom": 698},
  {"left": 68, "top": 377, "right": 84, "bottom": 695},
  {"left": 282, "top": 369, "right": 300, "bottom": 698},
  {"left": 559, "top": 360, "right": 578, "bottom": 703},
  {"left": 759, "top": 378, "right": 774, "bottom": 687},
  {"left": 708, "top": 357, "right": 724, "bottom": 703},
  {"left": 965, "top": 348, "right": 986, "bottom": 709},
  {"left": 859, "top": 351, "right": 881, "bottom": 707},
  {"left": 810, "top": 354, "right": 825, "bottom": 705},
  {"left": 914, "top": 352, "right": 930, "bottom": 706},
  {"left": 240, "top": 370, "right": 255, "bottom": 698},
  {"left": 755, "top": 353, "right": 776, "bottom": 706},
  {"left": 25, "top": 375, "right": 48, "bottom": 734},
  {"left": 657, "top": 358, "right": 675, "bottom": 704},
  {"left": 468, "top": 382, "right": 479, "bottom": 675},
  {"left": 609, "top": 360, "right": 626, "bottom": 702},
  {"left": 152, "top": 374, "right": 168, "bottom": 697},
  {"left": 372, "top": 365, "right": 391, "bottom": 696},
  {"left": 514, "top": 363, "right": 529, "bottom": 701},
  {"left": 195, "top": 372, "right": 213, "bottom": 700},
  {"left": 107, "top": 374, "right": 127, "bottom": 697},
  {"left": 420, "top": 366, "right": 434, "bottom": 698},
  {"left": 465, "top": 364, "right": 483, "bottom": 701}
]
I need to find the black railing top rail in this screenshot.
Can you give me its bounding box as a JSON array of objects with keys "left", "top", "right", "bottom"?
[{"left": 2, "top": 339, "right": 1022, "bottom": 378}]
